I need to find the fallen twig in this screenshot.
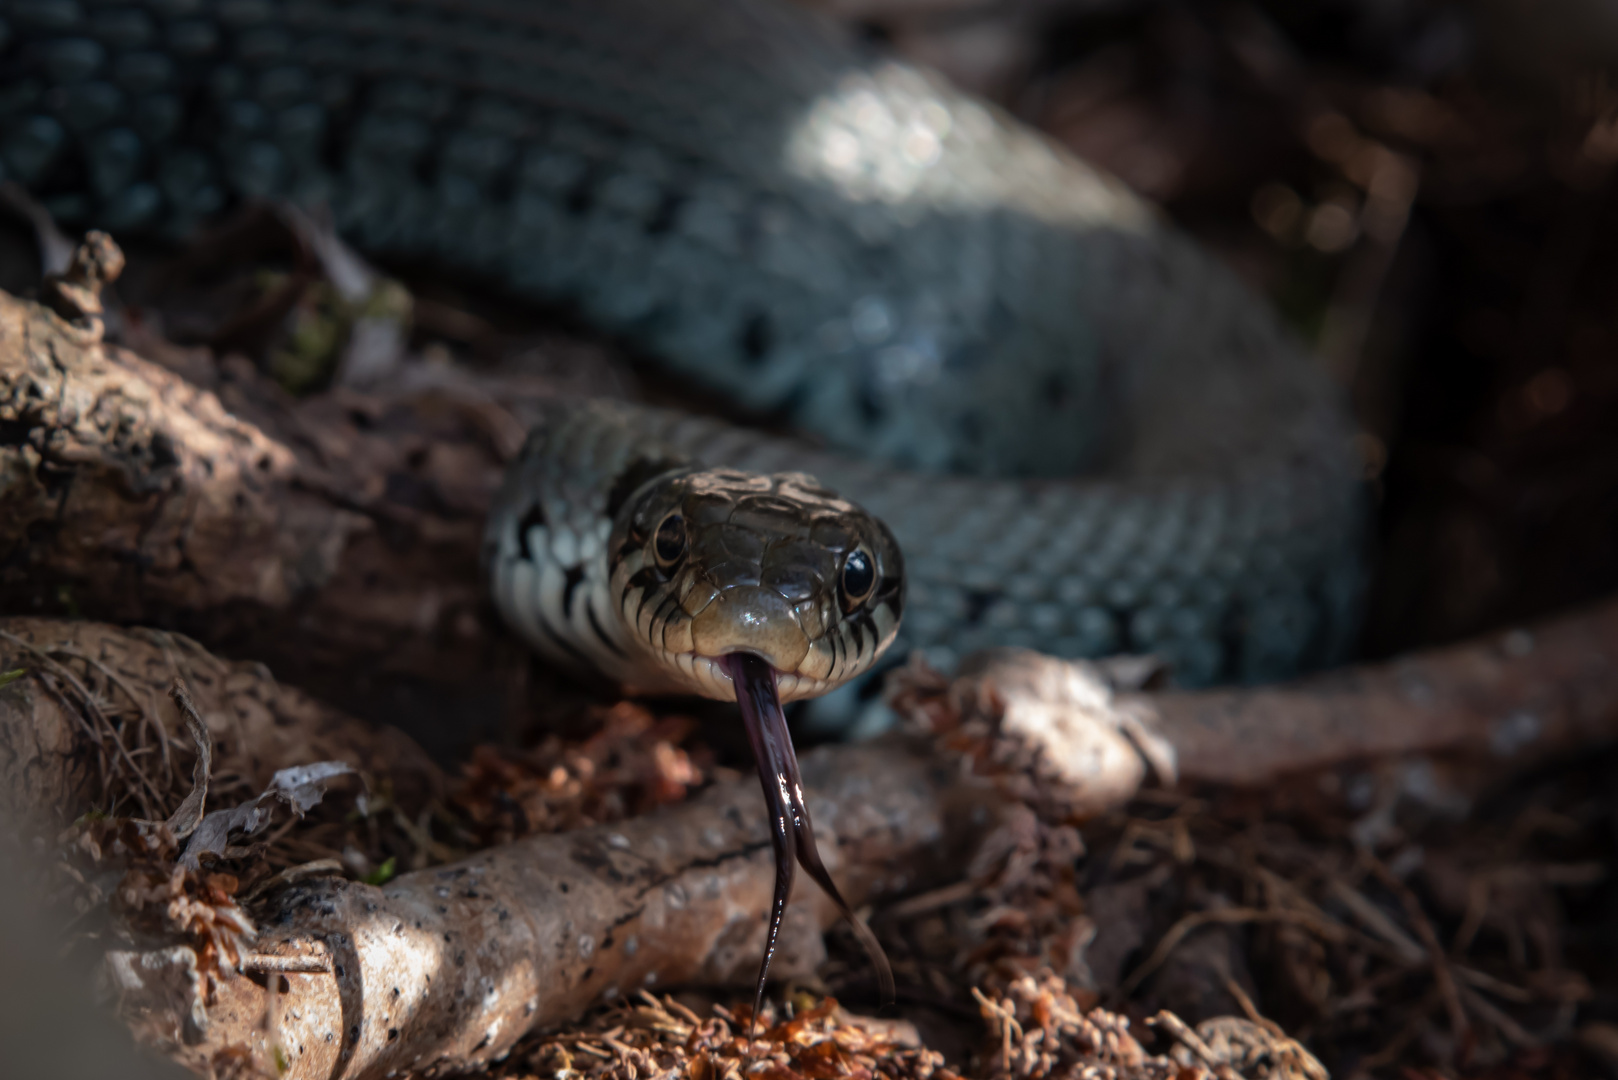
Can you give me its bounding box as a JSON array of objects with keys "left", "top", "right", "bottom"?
[
  {"left": 893, "top": 594, "right": 1618, "bottom": 802},
  {"left": 1143, "top": 597, "right": 1618, "bottom": 784},
  {"left": 110, "top": 736, "right": 1006, "bottom": 1080}
]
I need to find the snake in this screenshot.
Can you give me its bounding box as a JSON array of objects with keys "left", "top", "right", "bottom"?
[{"left": 1, "top": 0, "right": 1366, "bottom": 1013}]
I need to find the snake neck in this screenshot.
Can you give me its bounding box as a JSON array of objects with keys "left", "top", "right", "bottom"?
[{"left": 487, "top": 398, "right": 1364, "bottom": 695}]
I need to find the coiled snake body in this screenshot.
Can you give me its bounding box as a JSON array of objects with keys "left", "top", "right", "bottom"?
[{"left": 3, "top": 0, "right": 1366, "bottom": 1006}]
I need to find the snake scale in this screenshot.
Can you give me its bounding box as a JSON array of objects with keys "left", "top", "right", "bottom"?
[{"left": 2, "top": 0, "right": 1366, "bottom": 1007}]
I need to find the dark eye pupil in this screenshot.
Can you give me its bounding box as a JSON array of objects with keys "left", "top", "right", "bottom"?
[
  {"left": 654, "top": 513, "right": 686, "bottom": 564},
  {"left": 842, "top": 549, "right": 874, "bottom": 600}
]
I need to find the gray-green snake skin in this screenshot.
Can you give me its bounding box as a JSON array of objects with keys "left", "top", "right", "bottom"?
[{"left": 1, "top": 0, "right": 1367, "bottom": 693}]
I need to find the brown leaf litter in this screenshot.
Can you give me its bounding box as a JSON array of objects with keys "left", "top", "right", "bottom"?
[{"left": 453, "top": 701, "right": 714, "bottom": 844}]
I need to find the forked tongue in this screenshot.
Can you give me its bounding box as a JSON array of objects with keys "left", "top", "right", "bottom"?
[{"left": 725, "top": 651, "right": 895, "bottom": 1033}]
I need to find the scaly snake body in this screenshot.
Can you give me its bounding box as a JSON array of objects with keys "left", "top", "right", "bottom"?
[
  {"left": 1, "top": 0, "right": 1364, "bottom": 691},
  {"left": 3, "top": 0, "right": 1366, "bottom": 1004}
]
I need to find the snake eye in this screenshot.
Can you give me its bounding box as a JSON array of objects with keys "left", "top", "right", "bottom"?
[
  {"left": 653, "top": 512, "right": 687, "bottom": 568},
  {"left": 841, "top": 547, "right": 876, "bottom": 608}
]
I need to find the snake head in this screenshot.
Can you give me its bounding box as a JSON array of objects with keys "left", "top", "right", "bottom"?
[{"left": 607, "top": 466, "right": 904, "bottom": 702}]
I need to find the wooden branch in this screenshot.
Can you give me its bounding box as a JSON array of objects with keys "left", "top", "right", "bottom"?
[
  {"left": 905, "top": 596, "right": 1618, "bottom": 802},
  {"left": 105, "top": 735, "right": 1001, "bottom": 1079},
  {"left": 0, "top": 614, "right": 1003, "bottom": 1079},
  {"left": 1140, "top": 596, "right": 1618, "bottom": 784},
  {"left": 1, "top": 277, "right": 321, "bottom": 613},
  {"left": 0, "top": 255, "right": 550, "bottom": 710}
]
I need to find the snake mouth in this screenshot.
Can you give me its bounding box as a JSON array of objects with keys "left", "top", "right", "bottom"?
[
  {"left": 723, "top": 651, "right": 893, "bottom": 1027},
  {"left": 664, "top": 650, "right": 841, "bottom": 702}
]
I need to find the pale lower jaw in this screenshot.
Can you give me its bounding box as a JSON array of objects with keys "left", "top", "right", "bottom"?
[{"left": 664, "top": 651, "right": 840, "bottom": 703}]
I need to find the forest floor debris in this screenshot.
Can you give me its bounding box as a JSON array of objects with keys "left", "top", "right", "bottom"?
[
  {"left": 5, "top": 608, "right": 1613, "bottom": 1078},
  {"left": 5, "top": 1, "right": 1618, "bottom": 1074}
]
